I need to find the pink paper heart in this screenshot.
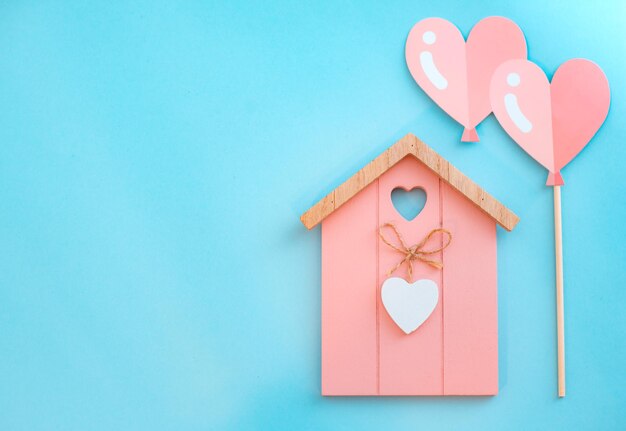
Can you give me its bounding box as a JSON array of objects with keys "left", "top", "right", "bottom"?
[
  {"left": 490, "top": 59, "right": 610, "bottom": 185},
  {"left": 406, "top": 17, "right": 527, "bottom": 142}
]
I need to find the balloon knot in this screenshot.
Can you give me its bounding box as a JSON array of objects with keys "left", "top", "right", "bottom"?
[
  {"left": 546, "top": 172, "right": 565, "bottom": 186},
  {"left": 461, "top": 127, "right": 479, "bottom": 142}
]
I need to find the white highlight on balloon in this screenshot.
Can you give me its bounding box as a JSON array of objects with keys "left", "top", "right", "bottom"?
[
  {"left": 418, "top": 30, "right": 447, "bottom": 90},
  {"left": 422, "top": 31, "right": 436, "bottom": 45},
  {"left": 420, "top": 51, "right": 448, "bottom": 90},
  {"left": 507, "top": 72, "right": 521, "bottom": 87},
  {"left": 504, "top": 93, "right": 532, "bottom": 133}
]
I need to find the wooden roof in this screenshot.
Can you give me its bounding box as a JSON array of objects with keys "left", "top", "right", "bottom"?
[{"left": 300, "top": 133, "right": 519, "bottom": 231}]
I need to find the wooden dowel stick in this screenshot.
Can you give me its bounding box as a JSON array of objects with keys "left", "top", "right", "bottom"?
[{"left": 553, "top": 185, "right": 566, "bottom": 397}]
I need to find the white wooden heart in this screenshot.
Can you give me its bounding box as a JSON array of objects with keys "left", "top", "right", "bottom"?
[{"left": 381, "top": 277, "right": 439, "bottom": 334}]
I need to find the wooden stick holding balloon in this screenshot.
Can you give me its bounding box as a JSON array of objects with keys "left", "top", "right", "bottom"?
[{"left": 490, "top": 59, "right": 610, "bottom": 397}]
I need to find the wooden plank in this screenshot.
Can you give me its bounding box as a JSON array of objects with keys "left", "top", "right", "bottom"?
[
  {"left": 442, "top": 182, "right": 498, "bottom": 395},
  {"left": 321, "top": 180, "right": 379, "bottom": 395},
  {"left": 301, "top": 134, "right": 519, "bottom": 232},
  {"left": 377, "top": 157, "right": 443, "bottom": 395}
]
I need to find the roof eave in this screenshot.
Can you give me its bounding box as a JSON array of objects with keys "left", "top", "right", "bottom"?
[{"left": 300, "top": 134, "right": 520, "bottom": 232}]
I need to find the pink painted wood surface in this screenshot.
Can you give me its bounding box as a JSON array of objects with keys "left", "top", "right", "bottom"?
[
  {"left": 321, "top": 180, "right": 378, "bottom": 395},
  {"left": 378, "top": 157, "right": 443, "bottom": 395},
  {"left": 320, "top": 155, "right": 499, "bottom": 396},
  {"left": 442, "top": 183, "right": 499, "bottom": 395}
]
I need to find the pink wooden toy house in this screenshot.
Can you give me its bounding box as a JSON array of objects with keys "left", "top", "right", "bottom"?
[{"left": 301, "top": 134, "right": 519, "bottom": 396}]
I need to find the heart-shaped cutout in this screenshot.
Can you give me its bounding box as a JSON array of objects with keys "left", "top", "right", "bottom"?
[
  {"left": 490, "top": 58, "right": 610, "bottom": 184},
  {"left": 381, "top": 277, "right": 439, "bottom": 334},
  {"left": 406, "top": 16, "right": 527, "bottom": 141},
  {"left": 391, "top": 187, "right": 426, "bottom": 221}
]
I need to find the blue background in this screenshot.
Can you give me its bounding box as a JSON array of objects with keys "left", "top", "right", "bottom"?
[{"left": 0, "top": 1, "right": 624, "bottom": 429}]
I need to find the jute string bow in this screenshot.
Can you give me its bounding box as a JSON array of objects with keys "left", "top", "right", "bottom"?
[{"left": 379, "top": 223, "right": 452, "bottom": 282}]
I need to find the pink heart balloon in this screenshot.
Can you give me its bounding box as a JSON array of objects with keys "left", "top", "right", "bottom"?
[
  {"left": 490, "top": 59, "right": 610, "bottom": 185},
  {"left": 406, "top": 17, "right": 527, "bottom": 142}
]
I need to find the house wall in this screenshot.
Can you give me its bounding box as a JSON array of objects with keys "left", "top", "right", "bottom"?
[
  {"left": 321, "top": 178, "right": 379, "bottom": 395},
  {"left": 441, "top": 179, "right": 498, "bottom": 395},
  {"left": 321, "top": 156, "right": 498, "bottom": 396},
  {"left": 377, "top": 156, "right": 443, "bottom": 395}
]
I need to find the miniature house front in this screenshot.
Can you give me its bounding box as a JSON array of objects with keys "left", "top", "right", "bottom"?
[{"left": 301, "top": 134, "right": 519, "bottom": 396}]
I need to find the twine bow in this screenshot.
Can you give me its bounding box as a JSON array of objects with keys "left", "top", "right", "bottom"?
[{"left": 379, "top": 223, "right": 452, "bottom": 282}]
